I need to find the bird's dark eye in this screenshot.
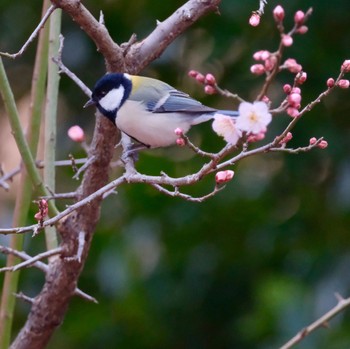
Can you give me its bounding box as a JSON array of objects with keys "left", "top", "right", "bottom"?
[{"left": 100, "top": 90, "right": 107, "bottom": 96}]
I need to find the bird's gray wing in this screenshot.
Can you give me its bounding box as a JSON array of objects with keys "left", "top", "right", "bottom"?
[{"left": 151, "top": 90, "right": 217, "bottom": 114}]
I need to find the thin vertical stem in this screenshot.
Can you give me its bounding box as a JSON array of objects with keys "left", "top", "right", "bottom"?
[
  {"left": 0, "top": 1, "right": 51, "bottom": 348},
  {"left": 43, "top": 8, "right": 62, "bottom": 250}
]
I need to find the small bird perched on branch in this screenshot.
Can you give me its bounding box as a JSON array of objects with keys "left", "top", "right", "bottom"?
[{"left": 85, "top": 73, "right": 238, "bottom": 150}]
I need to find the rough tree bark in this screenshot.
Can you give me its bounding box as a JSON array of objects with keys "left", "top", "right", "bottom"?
[{"left": 10, "top": 0, "right": 221, "bottom": 348}]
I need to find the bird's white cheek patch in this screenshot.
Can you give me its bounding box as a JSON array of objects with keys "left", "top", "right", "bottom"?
[{"left": 99, "top": 86, "right": 125, "bottom": 112}]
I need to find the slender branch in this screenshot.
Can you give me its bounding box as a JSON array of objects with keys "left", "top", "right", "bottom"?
[
  {"left": 125, "top": 0, "right": 222, "bottom": 73},
  {"left": 0, "top": 158, "right": 89, "bottom": 191},
  {"left": 0, "top": 245, "right": 97, "bottom": 304},
  {"left": 52, "top": 35, "right": 91, "bottom": 97},
  {"left": 280, "top": 294, "right": 350, "bottom": 349},
  {"left": 50, "top": 0, "right": 124, "bottom": 71},
  {"left": 72, "top": 156, "right": 96, "bottom": 180},
  {"left": 0, "top": 248, "right": 64, "bottom": 273},
  {"left": 13, "top": 293, "right": 34, "bottom": 305},
  {"left": 40, "top": 192, "right": 77, "bottom": 200},
  {"left": 150, "top": 183, "right": 225, "bottom": 202},
  {"left": 0, "top": 5, "right": 57, "bottom": 59},
  {"left": 255, "top": 0, "right": 268, "bottom": 15}
]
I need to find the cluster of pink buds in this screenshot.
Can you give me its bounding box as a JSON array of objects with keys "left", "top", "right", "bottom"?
[
  {"left": 282, "top": 58, "right": 303, "bottom": 74},
  {"left": 251, "top": 50, "right": 277, "bottom": 75},
  {"left": 273, "top": 5, "right": 309, "bottom": 36},
  {"left": 188, "top": 70, "right": 218, "bottom": 95},
  {"left": 283, "top": 84, "right": 302, "bottom": 117},
  {"left": 309, "top": 137, "right": 328, "bottom": 149},
  {"left": 326, "top": 60, "right": 350, "bottom": 89},
  {"left": 34, "top": 199, "right": 49, "bottom": 224},
  {"left": 215, "top": 170, "right": 234, "bottom": 184},
  {"left": 174, "top": 127, "right": 185, "bottom": 147}
]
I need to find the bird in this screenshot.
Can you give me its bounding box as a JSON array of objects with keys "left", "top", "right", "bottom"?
[{"left": 84, "top": 73, "right": 238, "bottom": 150}]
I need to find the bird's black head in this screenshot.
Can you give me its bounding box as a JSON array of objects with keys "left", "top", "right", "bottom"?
[{"left": 85, "top": 73, "right": 132, "bottom": 123}]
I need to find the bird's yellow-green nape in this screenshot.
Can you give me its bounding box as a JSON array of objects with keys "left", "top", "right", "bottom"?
[{"left": 125, "top": 74, "right": 143, "bottom": 94}]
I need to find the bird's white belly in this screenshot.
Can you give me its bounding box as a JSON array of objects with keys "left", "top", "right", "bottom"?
[{"left": 116, "top": 100, "right": 192, "bottom": 148}]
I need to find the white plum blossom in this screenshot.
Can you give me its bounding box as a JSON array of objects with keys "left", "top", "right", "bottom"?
[
  {"left": 212, "top": 114, "right": 242, "bottom": 145},
  {"left": 235, "top": 101, "right": 272, "bottom": 134}
]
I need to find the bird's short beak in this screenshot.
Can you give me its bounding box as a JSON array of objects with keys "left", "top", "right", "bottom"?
[{"left": 84, "top": 98, "right": 95, "bottom": 108}]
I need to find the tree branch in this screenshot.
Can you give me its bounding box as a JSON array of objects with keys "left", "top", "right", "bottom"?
[
  {"left": 280, "top": 294, "right": 350, "bottom": 349},
  {"left": 125, "top": 0, "right": 221, "bottom": 73},
  {"left": 50, "top": 0, "right": 124, "bottom": 71}
]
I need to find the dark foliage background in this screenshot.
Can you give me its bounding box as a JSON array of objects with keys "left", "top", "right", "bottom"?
[{"left": 1, "top": 0, "right": 350, "bottom": 348}]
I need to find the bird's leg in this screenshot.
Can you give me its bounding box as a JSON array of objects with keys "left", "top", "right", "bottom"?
[{"left": 121, "top": 142, "right": 149, "bottom": 162}]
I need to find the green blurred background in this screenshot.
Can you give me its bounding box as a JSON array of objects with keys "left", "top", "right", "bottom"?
[{"left": 1, "top": 0, "right": 350, "bottom": 348}]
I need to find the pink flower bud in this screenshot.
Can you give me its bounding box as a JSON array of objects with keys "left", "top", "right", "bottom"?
[
  {"left": 250, "top": 64, "right": 265, "bottom": 75},
  {"left": 249, "top": 13, "right": 260, "bottom": 27},
  {"left": 205, "top": 73, "right": 217, "bottom": 86},
  {"left": 204, "top": 85, "right": 217, "bottom": 95},
  {"left": 296, "top": 71, "right": 307, "bottom": 84},
  {"left": 309, "top": 137, "right": 317, "bottom": 145},
  {"left": 338, "top": 79, "right": 350, "bottom": 89},
  {"left": 288, "top": 93, "right": 302, "bottom": 108},
  {"left": 287, "top": 107, "right": 300, "bottom": 118},
  {"left": 247, "top": 131, "right": 266, "bottom": 143},
  {"left": 291, "top": 87, "right": 301, "bottom": 94},
  {"left": 253, "top": 50, "right": 270, "bottom": 61},
  {"left": 283, "top": 84, "right": 292, "bottom": 94},
  {"left": 264, "top": 55, "right": 277, "bottom": 71},
  {"left": 280, "top": 132, "right": 293, "bottom": 144},
  {"left": 273, "top": 5, "right": 285, "bottom": 22},
  {"left": 284, "top": 58, "right": 302, "bottom": 73},
  {"left": 294, "top": 10, "right": 305, "bottom": 25},
  {"left": 282, "top": 34, "right": 293, "bottom": 47},
  {"left": 188, "top": 70, "right": 199, "bottom": 78},
  {"left": 68, "top": 125, "right": 85, "bottom": 142},
  {"left": 34, "top": 199, "right": 48, "bottom": 222},
  {"left": 341, "top": 60, "right": 350, "bottom": 73},
  {"left": 261, "top": 95, "right": 270, "bottom": 104},
  {"left": 296, "top": 25, "right": 308, "bottom": 34},
  {"left": 195, "top": 73, "right": 206, "bottom": 84},
  {"left": 215, "top": 170, "right": 234, "bottom": 184},
  {"left": 176, "top": 138, "right": 186, "bottom": 147},
  {"left": 318, "top": 140, "right": 328, "bottom": 149},
  {"left": 326, "top": 78, "right": 335, "bottom": 88},
  {"left": 174, "top": 127, "right": 183, "bottom": 136}
]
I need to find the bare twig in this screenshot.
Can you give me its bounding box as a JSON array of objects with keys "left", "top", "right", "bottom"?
[
  {"left": 125, "top": 0, "right": 222, "bottom": 73},
  {"left": 40, "top": 192, "right": 77, "bottom": 200},
  {"left": 13, "top": 292, "right": 35, "bottom": 305},
  {"left": 215, "top": 84, "right": 246, "bottom": 103},
  {"left": 0, "top": 247, "right": 63, "bottom": 272},
  {"left": 52, "top": 34, "right": 92, "bottom": 97},
  {"left": 0, "top": 245, "right": 97, "bottom": 303},
  {"left": 0, "top": 158, "right": 89, "bottom": 192},
  {"left": 256, "top": 0, "right": 268, "bottom": 15},
  {"left": 151, "top": 183, "right": 225, "bottom": 202},
  {"left": 72, "top": 156, "right": 96, "bottom": 180},
  {"left": 280, "top": 294, "right": 350, "bottom": 349},
  {"left": 0, "top": 5, "right": 57, "bottom": 59},
  {"left": 64, "top": 231, "right": 85, "bottom": 263},
  {"left": 181, "top": 134, "right": 217, "bottom": 158}
]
